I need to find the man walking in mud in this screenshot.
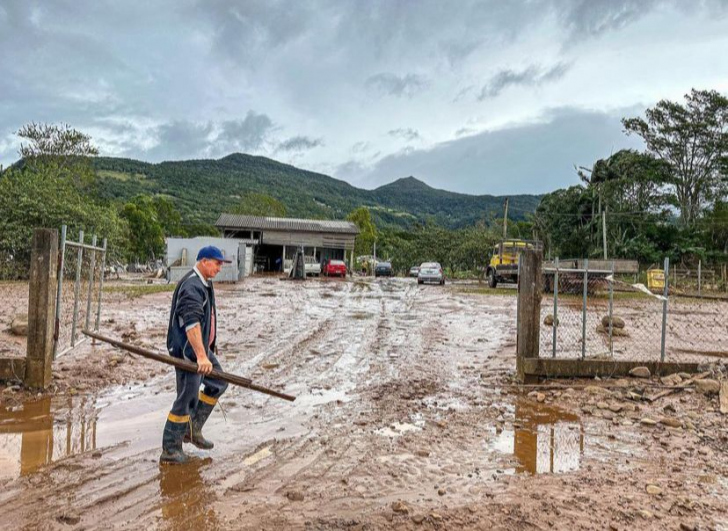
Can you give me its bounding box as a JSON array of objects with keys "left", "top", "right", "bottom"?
[{"left": 161, "top": 246, "right": 231, "bottom": 464}]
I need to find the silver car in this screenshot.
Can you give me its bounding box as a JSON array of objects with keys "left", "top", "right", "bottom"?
[{"left": 417, "top": 262, "right": 445, "bottom": 285}]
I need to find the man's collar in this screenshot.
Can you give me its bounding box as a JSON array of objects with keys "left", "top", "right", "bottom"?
[{"left": 192, "top": 265, "right": 209, "bottom": 287}]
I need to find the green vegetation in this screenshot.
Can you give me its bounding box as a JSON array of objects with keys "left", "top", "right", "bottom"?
[
  {"left": 92, "top": 154, "right": 539, "bottom": 231},
  {"left": 2, "top": 88, "right": 724, "bottom": 280},
  {"left": 534, "top": 89, "right": 728, "bottom": 268}
]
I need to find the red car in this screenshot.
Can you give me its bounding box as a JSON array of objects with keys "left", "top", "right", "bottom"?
[{"left": 322, "top": 259, "right": 347, "bottom": 277}]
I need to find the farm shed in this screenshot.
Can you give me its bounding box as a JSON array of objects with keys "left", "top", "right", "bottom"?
[{"left": 215, "top": 214, "right": 359, "bottom": 274}]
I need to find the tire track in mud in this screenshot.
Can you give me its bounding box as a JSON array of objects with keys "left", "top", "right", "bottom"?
[{"left": 0, "top": 279, "right": 521, "bottom": 530}]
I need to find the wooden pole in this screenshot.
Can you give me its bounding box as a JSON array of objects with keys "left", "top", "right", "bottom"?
[
  {"left": 516, "top": 249, "right": 542, "bottom": 383},
  {"left": 25, "top": 229, "right": 58, "bottom": 389},
  {"left": 82, "top": 330, "right": 296, "bottom": 402},
  {"left": 502, "top": 197, "right": 509, "bottom": 240}
]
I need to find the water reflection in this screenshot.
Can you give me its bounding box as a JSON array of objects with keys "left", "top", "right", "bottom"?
[
  {"left": 492, "top": 400, "right": 584, "bottom": 474},
  {"left": 0, "top": 396, "right": 97, "bottom": 480},
  {"left": 158, "top": 458, "right": 219, "bottom": 529}
]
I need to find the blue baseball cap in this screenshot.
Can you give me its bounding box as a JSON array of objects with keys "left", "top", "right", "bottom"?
[{"left": 196, "top": 245, "right": 232, "bottom": 263}]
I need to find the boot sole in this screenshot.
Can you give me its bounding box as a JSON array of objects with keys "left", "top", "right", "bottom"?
[{"left": 182, "top": 435, "right": 214, "bottom": 450}]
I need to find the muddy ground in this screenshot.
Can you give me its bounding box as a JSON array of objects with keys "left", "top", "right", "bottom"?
[{"left": 1, "top": 277, "right": 726, "bottom": 530}]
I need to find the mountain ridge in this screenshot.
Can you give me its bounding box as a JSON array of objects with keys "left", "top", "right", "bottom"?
[{"left": 91, "top": 153, "right": 541, "bottom": 230}]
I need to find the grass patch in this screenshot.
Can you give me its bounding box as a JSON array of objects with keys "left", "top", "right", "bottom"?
[{"left": 104, "top": 283, "right": 176, "bottom": 299}]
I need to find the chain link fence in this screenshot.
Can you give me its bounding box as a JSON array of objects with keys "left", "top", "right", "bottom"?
[{"left": 538, "top": 259, "right": 728, "bottom": 364}]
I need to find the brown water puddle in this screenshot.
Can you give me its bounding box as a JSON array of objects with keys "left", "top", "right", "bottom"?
[
  {"left": 0, "top": 396, "right": 98, "bottom": 480},
  {"left": 491, "top": 399, "right": 584, "bottom": 474}
]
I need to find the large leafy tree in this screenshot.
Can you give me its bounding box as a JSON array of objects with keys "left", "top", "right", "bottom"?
[
  {"left": 120, "top": 196, "right": 166, "bottom": 261},
  {"left": 0, "top": 123, "right": 125, "bottom": 279},
  {"left": 347, "top": 206, "right": 377, "bottom": 257},
  {"left": 622, "top": 89, "right": 728, "bottom": 225},
  {"left": 17, "top": 122, "right": 99, "bottom": 191},
  {"left": 0, "top": 167, "right": 125, "bottom": 279}
]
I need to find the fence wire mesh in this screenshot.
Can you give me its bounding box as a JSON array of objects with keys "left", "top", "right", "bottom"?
[{"left": 538, "top": 264, "right": 727, "bottom": 364}]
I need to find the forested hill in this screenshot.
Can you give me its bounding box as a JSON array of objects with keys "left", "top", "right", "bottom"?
[{"left": 93, "top": 153, "right": 541, "bottom": 229}]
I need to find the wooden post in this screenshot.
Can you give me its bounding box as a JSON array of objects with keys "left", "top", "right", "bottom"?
[
  {"left": 25, "top": 229, "right": 58, "bottom": 389},
  {"left": 516, "top": 249, "right": 542, "bottom": 383}
]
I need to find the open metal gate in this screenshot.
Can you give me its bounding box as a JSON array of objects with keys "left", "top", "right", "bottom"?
[{"left": 53, "top": 225, "right": 107, "bottom": 359}]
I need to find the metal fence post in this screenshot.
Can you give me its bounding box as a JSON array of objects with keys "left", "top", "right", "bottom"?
[
  {"left": 552, "top": 257, "right": 559, "bottom": 358},
  {"left": 698, "top": 260, "right": 701, "bottom": 296},
  {"left": 660, "top": 257, "right": 669, "bottom": 362},
  {"left": 70, "top": 230, "right": 84, "bottom": 347},
  {"left": 53, "top": 225, "right": 67, "bottom": 360},
  {"left": 608, "top": 260, "right": 614, "bottom": 356},
  {"left": 95, "top": 238, "right": 107, "bottom": 331},
  {"left": 581, "top": 258, "right": 588, "bottom": 360},
  {"left": 84, "top": 235, "right": 97, "bottom": 330}
]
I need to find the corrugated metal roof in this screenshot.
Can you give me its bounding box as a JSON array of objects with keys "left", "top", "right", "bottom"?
[{"left": 215, "top": 213, "right": 360, "bottom": 235}]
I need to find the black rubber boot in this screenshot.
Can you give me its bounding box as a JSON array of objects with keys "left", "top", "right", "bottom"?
[
  {"left": 160, "top": 418, "right": 191, "bottom": 464},
  {"left": 184, "top": 400, "right": 215, "bottom": 450}
]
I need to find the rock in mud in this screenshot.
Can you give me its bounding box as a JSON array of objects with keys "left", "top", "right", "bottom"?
[
  {"left": 695, "top": 379, "right": 720, "bottom": 395},
  {"left": 595, "top": 324, "right": 629, "bottom": 336},
  {"left": 601, "top": 315, "right": 625, "bottom": 329},
  {"left": 629, "top": 367, "right": 651, "bottom": 379},
  {"left": 286, "top": 491, "right": 305, "bottom": 502},
  {"left": 411, "top": 515, "right": 426, "bottom": 524},
  {"left": 415, "top": 449, "right": 430, "bottom": 458},
  {"left": 660, "top": 417, "right": 682, "bottom": 428},
  {"left": 646, "top": 484, "right": 662, "bottom": 495},
  {"left": 660, "top": 373, "right": 682, "bottom": 386},
  {"left": 391, "top": 500, "right": 409, "bottom": 513},
  {"left": 640, "top": 418, "right": 658, "bottom": 426},
  {"left": 10, "top": 314, "right": 28, "bottom": 336}
]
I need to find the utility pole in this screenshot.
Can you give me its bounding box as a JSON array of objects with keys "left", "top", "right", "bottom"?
[
  {"left": 502, "top": 197, "right": 509, "bottom": 240},
  {"left": 602, "top": 209, "right": 608, "bottom": 260}
]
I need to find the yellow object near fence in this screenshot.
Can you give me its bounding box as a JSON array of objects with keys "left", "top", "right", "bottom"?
[{"left": 647, "top": 268, "right": 665, "bottom": 291}]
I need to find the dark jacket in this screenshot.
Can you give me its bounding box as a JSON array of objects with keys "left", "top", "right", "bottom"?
[{"left": 166, "top": 268, "right": 217, "bottom": 360}]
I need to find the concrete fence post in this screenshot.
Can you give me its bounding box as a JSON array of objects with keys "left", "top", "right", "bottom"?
[
  {"left": 516, "top": 249, "right": 542, "bottom": 383},
  {"left": 25, "top": 228, "right": 59, "bottom": 389}
]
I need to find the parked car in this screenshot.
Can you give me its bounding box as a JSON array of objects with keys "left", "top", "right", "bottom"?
[
  {"left": 284, "top": 255, "right": 321, "bottom": 276},
  {"left": 408, "top": 266, "right": 420, "bottom": 277},
  {"left": 374, "top": 261, "right": 394, "bottom": 277},
  {"left": 418, "top": 262, "right": 445, "bottom": 285},
  {"left": 322, "top": 259, "right": 347, "bottom": 277}
]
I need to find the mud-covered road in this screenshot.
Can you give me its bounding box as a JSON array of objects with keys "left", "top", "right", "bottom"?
[{"left": 1, "top": 277, "right": 726, "bottom": 530}]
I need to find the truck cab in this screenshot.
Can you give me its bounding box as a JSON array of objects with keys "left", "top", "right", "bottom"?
[{"left": 486, "top": 239, "right": 542, "bottom": 288}]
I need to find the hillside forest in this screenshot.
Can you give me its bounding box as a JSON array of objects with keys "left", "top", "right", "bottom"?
[{"left": 0, "top": 89, "right": 726, "bottom": 279}]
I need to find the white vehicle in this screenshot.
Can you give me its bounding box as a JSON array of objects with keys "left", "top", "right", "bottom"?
[
  {"left": 417, "top": 262, "right": 445, "bottom": 285},
  {"left": 284, "top": 255, "right": 321, "bottom": 276}
]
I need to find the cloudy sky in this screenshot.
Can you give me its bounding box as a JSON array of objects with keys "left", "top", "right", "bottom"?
[{"left": 1, "top": 0, "right": 727, "bottom": 195}]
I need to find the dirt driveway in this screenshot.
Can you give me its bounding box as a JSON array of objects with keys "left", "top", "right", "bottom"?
[{"left": 0, "top": 277, "right": 726, "bottom": 530}]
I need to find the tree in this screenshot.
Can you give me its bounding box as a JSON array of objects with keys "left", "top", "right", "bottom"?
[
  {"left": 230, "top": 192, "right": 287, "bottom": 217},
  {"left": 152, "top": 196, "right": 186, "bottom": 237},
  {"left": 17, "top": 122, "right": 99, "bottom": 190},
  {"left": 120, "top": 196, "right": 165, "bottom": 261},
  {"left": 347, "top": 206, "right": 377, "bottom": 258},
  {"left": 0, "top": 167, "right": 126, "bottom": 279},
  {"left": 622, "top": 89, "right": 728, "bottom": 225}
]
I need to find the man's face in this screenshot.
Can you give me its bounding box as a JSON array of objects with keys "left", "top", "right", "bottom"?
[{"left": 199, "top": 258, "right": 223, "bottom": 279}]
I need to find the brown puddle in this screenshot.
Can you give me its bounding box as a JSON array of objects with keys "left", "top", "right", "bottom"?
[
  {"left": 491, "top": 399, "right": 584, "bottom": 474},
  {"left": 0, "top": 396, "right": 98, "bottom": 480},
  {"left": 157, "top": 458, "right": 221, "bottom": 528}
]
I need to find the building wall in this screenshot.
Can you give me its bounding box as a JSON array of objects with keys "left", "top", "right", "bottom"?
[{"left": 166, "top": 236, "right": 252, "bottom": 282}]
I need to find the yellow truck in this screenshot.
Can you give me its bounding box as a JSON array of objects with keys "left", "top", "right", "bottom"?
[{"left": 485, "top": 239, "right": 543, "bottom": 288}]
